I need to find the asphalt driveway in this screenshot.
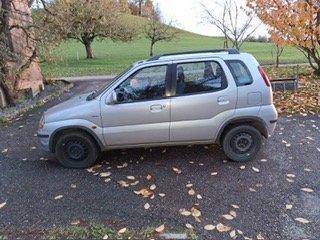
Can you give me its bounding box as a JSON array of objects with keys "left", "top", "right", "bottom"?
[{"left": 0, "top": 80, "right": 319, "bottom": 239}]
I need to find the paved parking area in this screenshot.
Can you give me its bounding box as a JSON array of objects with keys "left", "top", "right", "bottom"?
[{"left": 0, "top": 80, "right": 319, "bottom": 239}]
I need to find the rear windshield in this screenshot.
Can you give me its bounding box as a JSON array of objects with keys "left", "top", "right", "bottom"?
[{"left": 226, "top": 60, "right": 253, "bottom": 86}]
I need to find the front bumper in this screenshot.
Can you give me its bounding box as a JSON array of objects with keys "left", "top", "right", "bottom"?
[{"left": 37, "top": 133, "right": 50, "bottom": 152}]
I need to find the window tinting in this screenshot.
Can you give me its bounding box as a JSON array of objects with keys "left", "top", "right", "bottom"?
[
  {"left": 175, "top": 61, "right": 227, "bottom": 95},
  {"left": 226, "top": 60, "right": 253, "bottom": 86},
  {"left": 115, "top": 65, "right": 167, "bottom": 103}
]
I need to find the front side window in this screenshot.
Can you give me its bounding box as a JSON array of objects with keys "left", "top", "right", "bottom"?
[
  {"left": 226, "top": 60, "right": 253, "bottom": 86},
  {"left": 115, "top": 65, "right": 167, "bottom": 103},
  {"left": 175, "top": 61, "right": 227, "bottom": 95}
]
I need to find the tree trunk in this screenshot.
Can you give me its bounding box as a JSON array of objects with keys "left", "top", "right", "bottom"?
[
  {"left": 84, "top": 41, "right": 94, "bottom": 59},
  {"left": 149, "top": 41, "right": 154, "bottom": 56}
]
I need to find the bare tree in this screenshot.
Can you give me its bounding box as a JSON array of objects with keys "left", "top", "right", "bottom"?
[
  {"left": 202, "top": 0, "right": 260, "bottom": 50},
  {"left": 271, "top": 43, "right": 284, "bottom": 68},
  {"left": 145, "top": 7, "right": 178, "bottom": 56}
]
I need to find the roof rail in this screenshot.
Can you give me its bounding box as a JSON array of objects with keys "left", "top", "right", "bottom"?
[{"left": 147, "top": 48, "right": 239, "bottom": 61}]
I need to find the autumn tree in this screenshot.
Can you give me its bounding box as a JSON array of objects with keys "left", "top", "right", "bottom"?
[
  {"left": 247, "top": 0, "right": 320, "bottom": 75},
  {"left": 202, "top": 0, "right": 260, "bottom": 50},
  {"left": 43, "top": 0, "right": 137, "bottom": 59},
  {"left": 145, "top": 7, "right": 177, "bottom": 56}
]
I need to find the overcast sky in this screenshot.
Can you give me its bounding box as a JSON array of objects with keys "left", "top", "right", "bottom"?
[{"left": 153, "top": 0, "right": 269, "bottom": 37}]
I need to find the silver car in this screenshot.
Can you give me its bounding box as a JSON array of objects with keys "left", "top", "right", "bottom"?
[{"left": 38, "top": 49, "right": 278, "bottom": 168}]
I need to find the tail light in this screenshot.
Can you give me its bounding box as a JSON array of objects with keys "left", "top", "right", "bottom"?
[{"left": 258, "top": 66, "right": 271, "bottom": 87}]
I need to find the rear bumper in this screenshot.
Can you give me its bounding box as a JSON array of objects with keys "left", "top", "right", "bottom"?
[{"left": 259, "top": 105, "right": 278, "bottom": 137}]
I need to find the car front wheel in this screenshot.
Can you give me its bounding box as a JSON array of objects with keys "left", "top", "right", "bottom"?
[
  {"left": 222, "top": 125, "right": 262, "bottom": 162},
  {"left": 55, "top": 131, "right": 99, "bottom": 168}
]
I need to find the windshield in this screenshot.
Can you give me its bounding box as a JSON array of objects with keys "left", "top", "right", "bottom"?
[{"left": 91, "top": 65, "right": 133, "bottom": 98}]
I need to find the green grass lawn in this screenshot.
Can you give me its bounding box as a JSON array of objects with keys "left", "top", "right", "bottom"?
[{"left": 41, "top": 17, "right": 307, "bottom": 78}]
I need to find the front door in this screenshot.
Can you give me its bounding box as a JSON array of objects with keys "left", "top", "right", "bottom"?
[
  {"left": 170, "top": 60, "right": 237, "bottom": 142},
  {"left": 101, "top": 65, "right": 171, "bottom": 146}
]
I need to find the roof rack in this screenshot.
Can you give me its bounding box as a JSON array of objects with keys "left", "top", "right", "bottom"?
[{"left": 147, "top": 48, "right": 239, "bottom": 61}]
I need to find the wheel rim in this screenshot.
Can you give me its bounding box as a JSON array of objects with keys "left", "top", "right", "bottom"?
[
  {"left": 231, "top": 132, "right": 253, "bottom": 154},
  {"left": 63, "top": 139, "right": 89, "bottom": 161}
]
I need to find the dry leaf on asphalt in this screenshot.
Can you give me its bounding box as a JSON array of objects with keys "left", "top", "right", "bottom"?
[
  {"left": 301, "top": 188, "right": 314, "bottom": 193},
  {"left": 117, "top": 180, "right": 129, "bottom": 188},
  {"left": 146, "top": 174, "right": 152, "bottom": 180},
  {"left": 159, "top": 193, "right": 166, "bottom": 197},
  {"left": 252, "top": 167, "right": 260, "bottom": 173},
  {"left": 150, "top": 184, "right": 156, "bottom": 190},
  {"left": 286, "top": 178, "right": 294, "bottom": 183},
  {"left": 54, "top": 195, "right": 63, "bottom": 200},
  {"left": 295, "top": 218, "right": 310, "bottom": 224},
  {"left": 185, "top": 223, "right": 194, "bottom": 229},
  {"left": 1, "top": 149, "right": 8, "bottom": 153},
  {"left": 231, "top": 204, "right": 240, "bottom": 209},
  {"left": 230, "top": 230, "right": 237, "bottom": 238},
  {"left": 257, "top": 233, "right": 265, "bottom": 240},
  {"left": 71, "top": 220, "right": 80, "bottom": 225},
  {"left": 172, "top": 167, "right": 182, "bottom": 174},
  {"left": 144, "top": 203, "right": 150, "bottom": 210},
  {"left": 70, "top": 184, "right": 77, "bottom": 189},
  {"left": 155, "top": 224, "right": 165, "bottom": 233},
  {"left": 286, "top": 174, "right": 295, "bottom": 178},
  {"left": 197, "top": 194, "right": 203, "bottom": 200},
  {"left": 100, "top": 172, "right": 111, "bottom": 178},
  {"left": 103, "top": 234, "right": 109, "bottom": 240},
  {"left": 179, "top": 208, "right": 191, "bottom": 216},
  {"left": 118, "top": 228, "right": 127, "bottom": 234},
  {"left": 127, "top": 176, "right": 135, "bottom": 180},
  {"left": 216, "top": 223, "right": 231, "bottom": 232},
  {"left": 188, "top": 189, "right": 195, "bottom": 196},
  {"left": 286, "top": 204, "right": 293, "bottom": 210},
  {"left": 186, "top": 183, "right": 193, "bottom": 188},
  {"left": 222, "top": 214, "right": 234, "bottom": 220},
  {"left": 204, "top": 224, "right": 215, "bottom": 231},
  {"left": 229, "top": 210, "right": 237, "bottom": 218},
  {"left": 211, "top": 172, "right": 218, "bottom": 176},
  {"left": 0, "top": 202, "right": 6, "bottom": 210},
  {"left": 240, "top": 165, "right": 246, "bottom": 170},
  {"left": 191, "top": 207, "right": 201, "bottom": 218}
]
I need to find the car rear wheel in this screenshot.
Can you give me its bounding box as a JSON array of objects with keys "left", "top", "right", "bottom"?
[
  {"left": 55, "top": 131, "right": 99, "bottom": 168},
  {"left": 222, "top": 125, "right": 262, "bottom": 162}
]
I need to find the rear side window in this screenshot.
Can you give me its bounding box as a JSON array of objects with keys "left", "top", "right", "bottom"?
[
  {"left": 226, "top": 60, "right": 253, "bottom": 86},
  {"left": 175, "top": 61, "right": 227, "bottom": 96}
]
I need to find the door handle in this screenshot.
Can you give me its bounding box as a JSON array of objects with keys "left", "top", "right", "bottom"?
[
  {"left": 217, "top": 96, "right": 230, "bottom": 105},
  {"left": 150, "top": 104, "right": 163, "bottom": 112}
]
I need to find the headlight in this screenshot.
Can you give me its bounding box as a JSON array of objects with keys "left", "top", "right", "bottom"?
[{"left": 38, "top": 115, "right": 45, "bottom": 129}]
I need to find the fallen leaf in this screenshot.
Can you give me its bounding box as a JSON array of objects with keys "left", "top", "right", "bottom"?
[
  {"left": 191, "top": 207, "right": 201, "bottom": 218},
  {"left": 286, "top": 174, "right": 295, "bottom": 178},
  {"left": 222, "top": 214, "right": 234, "bottom": 220},
  {"left": 304, "top": 168, "right": 312, "bottom": 172},
  {"left": 197, "top": 194, "right": 202, "bottom": 200},
  {"left": 230, "top": 230, "right": 237, "bottom": 238},
  {"left": 130, "top": 181, "right": 139, "bottom": 186},
  {"left": 252, "top": 167, "right": 260, "bottom": 173},
  {"left": 179, "top": 209, "right": 191, "bottom": 216},
  {"left": 188, "top": 189, "right": 195, "bottom": 196},
  {"left": 260, "top": 159, "right": 268, "bottom": 162},
  {"left": 144, "top": 203, "right": 150, "bottom": 210},
  {"left": 0, "top": 202, "right": 6, "bottom": 210},
  {"left": 159, "top": 193, "right": 166, "bottom": 197},
  {"left": 286, "top": 204, "right": 293, "bottom": 210},
  {"left": 54, "top": 195, "right": 63, "bottom": 200},
  {"left": 249, "top": 188, "right": 256, "bottom": 192},
  {"left": 71, "top": 220, "right": 80, "bottom": 225},
  {"left": 257, "top": 233, "right": 264, "bottom": 240},
  {"left": 150, "top": 184, "right": 156, "bottom": 190},
  {"left": 216, "top": 223, "right": 231, "bottom": 232},
  {"left": 103, "top": 234, "right": 109, "bottom": 240},
  {"left": 155, "top": 224, "right": 165, "bottom": 233},
  {"left": 100, "top": 172, "right": 111, "bottom": 178},
  {"left": 117, "top": 180, "right": 129, "bottom": 188},
  {"left": 229, "top": 210, "right": 237, "bottom": 218},
  {"left": 185, "top": 223, "right": 194, "bottom": 229},
  {"left": 231, "top": 204, "right": 240, "bottom": 209},
  {"left": 118, "top": 228, "right": 127, "bottom": 234},
  {"left": 240, "top": 165, "right": 246, "bottom": 170},
  {"left": 204, "top": 224, "right": 215, "bottom": 231},
  {"left": 127, "top": 176, "right": 135, "bottom": 180},
  {"left": 301, "top": 188, "right": 314, "bottom": 193},
  {"left": 286, "top": 178, "right": 294, "bottom": 183},
  {"left": 172, "top": 167, "right": 182, "bottom": 174},
  {"left": 211, "top": 172, "right": 218, "bottom": 176},
  {"left": 1, "top": 149, "right": 8, "bottom": 153},
  {"left": 146, "top": 174, "right": 152, "bottom": 180},
  {"left": 295, "top": 218, "right": 310, "bottom": 224},
  {"left": 70, "top": 184, "right": 77, "bottom": 189},
  {"left": 186, "top": 183, "right": 193, "bottom": 188}
]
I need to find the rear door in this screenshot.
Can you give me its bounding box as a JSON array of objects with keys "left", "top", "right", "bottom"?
[{"left": 169, "top": 59, "right": 237, "bottom": 142}]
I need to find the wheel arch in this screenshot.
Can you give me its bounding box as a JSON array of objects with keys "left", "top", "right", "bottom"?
[
  {"left": 49, "top": 126, "right": 104, "bottom": 153},
  {"left": 216, "top": 117, "right": 268, "bottom": 145}
]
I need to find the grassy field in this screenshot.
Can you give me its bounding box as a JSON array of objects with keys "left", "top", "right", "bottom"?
[{"left": 41, "top": 17, "right": 307, "bottom": 78}]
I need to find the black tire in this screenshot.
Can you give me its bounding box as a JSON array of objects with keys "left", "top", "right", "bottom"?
[
  {"left": 222, "top": 125, "right": 262, "bottom": 162},
  {"left": 55, "top": 131, "right": 99, "bottom": 168}
]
